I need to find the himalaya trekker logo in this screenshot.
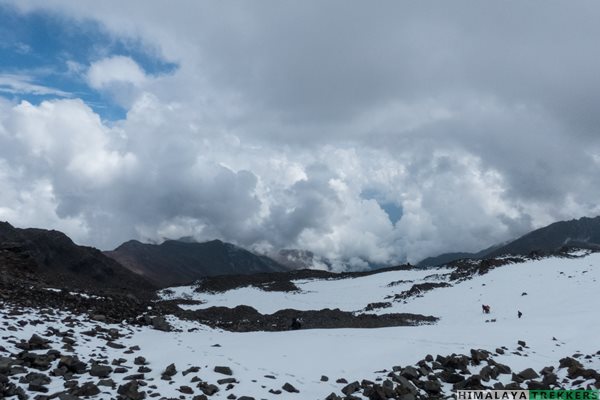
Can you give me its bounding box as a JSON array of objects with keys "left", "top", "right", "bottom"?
[{"left": 456, "top": 390, "right": 600, "bottom": 400}]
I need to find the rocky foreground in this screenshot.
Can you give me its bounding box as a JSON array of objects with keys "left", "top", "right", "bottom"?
[{"left": 323, "top": 346, "right": 600, "bottom": 399}]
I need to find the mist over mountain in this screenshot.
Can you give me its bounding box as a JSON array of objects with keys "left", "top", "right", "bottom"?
[
  {"left": 269, "top": 249, "right": 332, "bottom": 271},
  {"left": 4, "top": 213, "right": 599, "bottom": 291},
  {"left": 267, "top": 249, "right": 384, "bottom": 272}
]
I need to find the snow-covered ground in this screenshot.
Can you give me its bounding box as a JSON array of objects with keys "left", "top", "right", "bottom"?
[
  {"left": 2, "top": 252, "right": 599, "bottom": 398},
  {"left": 158, "top": 267, "right": 454, "bottom": 313}
]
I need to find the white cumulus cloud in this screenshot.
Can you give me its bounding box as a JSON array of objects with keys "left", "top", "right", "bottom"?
[
  {"left": 87, "top": 55, "right": 147, "bottom": 89},
  {"left": 2, "top": 2, "right": 600, "bottom": 268}
]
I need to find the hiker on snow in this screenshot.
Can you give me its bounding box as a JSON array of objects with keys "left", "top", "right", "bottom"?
[
  {"left": 290, "top": 317, "right": 302, "bottom": 330},
  {"left": 481, "top": 304, "right": 491, "bottom": 314},
  {"left": 518, "top": 310, "right": 522, "bottom": 318}
]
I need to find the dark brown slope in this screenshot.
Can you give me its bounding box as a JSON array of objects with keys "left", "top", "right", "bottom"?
[
  {"left": 485, "top": 215, "right": 600, "bottom": 257},
  {"left": 418, "top": 215, "right": 600, "bottom": 266},
  {"left": 105, "top": 239, "right": 289, "bottom": 287},
  {"left": 0, "top": 221, "right": 155, "bottom": 297}
]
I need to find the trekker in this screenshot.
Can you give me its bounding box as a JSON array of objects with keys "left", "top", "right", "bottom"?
[
  {"left": 482, "top": 304, "right": 491, "bottom": 314},
  {"left": 290, "top": 317, "right": 302, "bottom": 330},
  {"left": 518, "top": 310, "right": 522, "bottom": 318}
]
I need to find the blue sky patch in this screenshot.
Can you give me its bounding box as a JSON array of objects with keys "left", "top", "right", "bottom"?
[
  {"left": 360, "top": 188, "right": 403, "bottom": 225},
  {"left": 0, "top": 4, "right": 177, "bottom": 121}
]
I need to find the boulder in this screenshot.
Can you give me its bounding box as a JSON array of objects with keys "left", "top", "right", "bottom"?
[
  {"left": 542, "top": 372, "right": 558, "bottom": 386},
  {"left": 117, "top": 380, "right": 146, "bottom": 400},
  {"left": 90, "top": 364, "right": 112, "bottom": 378},
  {"left": 197, "top": 382, "right": 219, "bottom": 396},
  {"left": 71, "top": 382, "right": 101, "bottom": 396},
  {"left": 162, "top": 363, "right": 177, "bottom": 377},
  {"left": 400, "top": 366, "right": 420, "bottom": 380},
  {"left": 470, "top": 349, "right": 489, "bottom": 364},
  {"left": 422, "top": 380, "right": 442, "bottom": 394},
  {"left": 437, "top": 370, "right": 465, "bottom": 384},
  {"left": 134, "top": 356, "right": 147, "bottom": 365},
  {"left": 282, "top": 382, "right": 299, "bottom": 393},
  {"left": 214, "top": 366, "right": 233, "bottom": 376},
  {"left": 58, "top": 356, "right": 87, "bottom": 374},
  {"left": 178, "top": 386, "right": 194, "bottom": 394},
  {"left": 341, "top": 381, "right": 360, "bottom": 395},
  {"left": 517, "top": 368, "right": 540, "bottom": 380},
  {"left": 28, "top": 334, "right": 50, "bottom": 350},
  {"left": 151, "top": 316, "right": 172, "bottom": 332}
]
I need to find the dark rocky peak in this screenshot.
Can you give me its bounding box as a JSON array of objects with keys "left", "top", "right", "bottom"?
[
  {"left": 105, "top": 238, "right": 289, "bottom": 288},
  {"left": 114, "top": 239, "right": 145, "bottom": 250},
  {"left": 485, "top": 215, "right": 600, "bottom": 258},
  {"left": 0, "top": 221, "right": 155, "bottom": 296},
  {"left": 418, "top": 215, "right": 600, "bottom": 266}
]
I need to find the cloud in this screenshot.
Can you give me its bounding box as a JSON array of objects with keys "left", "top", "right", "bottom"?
[
  {"left": 0, "top": 74, "right": 70, "bottom": 97},
  {"left": 7, "top": 99, "right": 137, "bottom": 184},
  {"left": 86, "top": 56, "right": 148, "bottom": 107},
  {"left": 87, "top": 56, "right": 147, "bottom": 89},
  {"left": 0, "top": 158, "right": 89, "bottom": 243},
  {"left": 14, "top": 42, "right": 31, "bottom": 54},
  {"left": 2, "top": 2, "right": 600, "bottom": 267}
]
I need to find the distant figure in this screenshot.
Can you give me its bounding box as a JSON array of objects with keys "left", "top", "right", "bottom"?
[
  {"left": 518, "top": 310, "right": 523, "bottom": 319},
  {"left": 482, "top": 304, "right": 491, "bottom": 314},
  {"left": 290, "top": 317, "right": 302, "bottom": 330}
]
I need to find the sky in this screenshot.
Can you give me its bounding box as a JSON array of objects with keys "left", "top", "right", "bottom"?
[{"left": 1, "top": 1, "right": 600, "bottom": 267}]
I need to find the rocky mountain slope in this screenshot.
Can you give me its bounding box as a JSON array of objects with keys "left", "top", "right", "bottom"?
[
  {"left": 0, "top": 221, "right": 155, "bottom": 297},
  {"left": 419, "top": 215, "right": 600, "bottom": 266},
  {"left": 485, "top": 215, "right": 600, "bottom": 257},
  {"left": 105, "top": 239, "right": 289, "bottom": 287}
]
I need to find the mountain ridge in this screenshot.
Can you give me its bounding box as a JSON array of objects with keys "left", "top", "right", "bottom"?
[
  {"left": 105, "top": 238, "right": 290, "bottom": 287},
  {"left": 418, "top": 215, "right": 600, "bottom": 266},
  {"left": 0, "top": 221, "right": 156, "bottom": 296}
]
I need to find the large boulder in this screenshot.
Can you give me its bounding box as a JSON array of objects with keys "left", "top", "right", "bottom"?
[
  {"left": 117, "top": 380, "right": 146, "bottom": 400},
  {"left": 90, "top": 364, "right": 113, "bottom": 378},
  {"left": 517, "top": 368, "right": 540, "bottom": 380}
]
